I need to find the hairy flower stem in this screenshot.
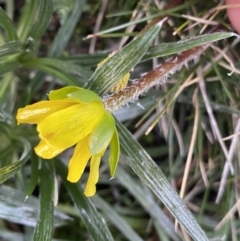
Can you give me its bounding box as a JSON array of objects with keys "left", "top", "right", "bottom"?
[{"left": 103, "top": 45, "right": 209, "bottom": 112}]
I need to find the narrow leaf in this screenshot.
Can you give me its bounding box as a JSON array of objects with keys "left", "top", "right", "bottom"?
[
  {"left": 22, "top": 58, "right": 92, "bottom": 79},
  {"left": 21, "top": 60, "right": 81, "bottom": 86},
  {"left": 116, "top": 165, "right": 182, "bottom": 241},
  {"left": 33, "top": 161, "right": 54, "bottom": 241},
  {"left": 0, "top": 60, "right": 20, "bottom": 76},
  {"left": 29, "top": 0, "right": 53, "bottom": 40},
  {"left": 26, "top": 153, "right": 39, "bottom": 198},
  {"left": 85, "top": 23, "right": 162, "bottom": 95},
  {"left": 0, "top": 7, "right": 18, "bottom": 40},
  {"left": 93, "top": 195, "right": 144, "bottom": 241},
  {"left": 116, "top": 120, "right": 209, "bottom": 241},
  {"left": 28, "top": 0, "right": 87, "bottom": 95},
  {"left": 143, "top": 32, "right": 238, "bottom": 60},
  {"left": 55, "top": 160, "right": 115, "bottom": 241},
  {"left": 0, "top": 185, "right": 71, "bottom": 227},
  {"left": 48, "top": 0, "right": 87, "bottom": 57},
  {"left": 17, "top": 0, "right": 39, "bottom": 41},
  {"left": 0, "top": 137, "right": 31, "bottom": 184},
  {"left": 0, "top": 41, "right": 24, "bottom": 57}
]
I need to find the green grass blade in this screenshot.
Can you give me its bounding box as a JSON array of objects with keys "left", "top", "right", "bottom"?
[
  {"left": 116, "top": 120, "right": 209, "bottom": 241},
  {"left": 116, "top": 166, "right": 182, "bottom": 241},
  {"left": 29, "top": 0, "right": 53, "bottom": 40},
  {"left": 48, "top": 0, "right": 86, "bottom": 57},
  {"left": 0, "top": 41, "right": 23, "bottom": 57},
  {"left": 17, "top": 0, "right": 39, "bottom": 41},
  {"left": 21, "top": 60, "right": 82, "bottom": 86},
  {"left": 55, "top": 160, "right": 115, "bottom": 241},
  {"left": 0, "top": 136, "right": 31, "bottom": 184},
  {"left": 93, "top": 195, "right": 144, "bottom": 241},
  {"left": 0, "top": 7, "right": 18, "bottom": 41},
  {"left": 22, "top": 58, "right": 92, "bottom": 79},
  {"left": 62, "top": 53, "right": 108, "bottom": 67},
  {"left": 26, "top": 153, "right": 39, "bottom": 198},
  {"left": 85, "top": 23, "right": 162, "bottom": 95},
  {"left": 0, "top": 185, "right": 71, "bottom": 227},
  {"left": 143, "top": 32, "right": 237, "bottom": 60},
  {"left": 0, "top": 60, "right": 20, "bottom": 76},
  {"left": 33, "top": 161, "right": 54, "bottom": 241}
]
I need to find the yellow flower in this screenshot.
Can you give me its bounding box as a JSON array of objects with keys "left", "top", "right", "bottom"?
[{"left": 16, "top": 86, "right": 120, "bottom": 197}]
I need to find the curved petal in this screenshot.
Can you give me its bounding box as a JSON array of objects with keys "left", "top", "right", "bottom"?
[
  {"left": 34, "top": 139, "right": 65, "bottom": 159},
  {"left": 48, "top": 86, "right": 82, "bottom": 100},
  {"left": 89, "top": 111, "right": 115, "bottom": 155},
  {"left": 84, "top": 155, "right": 101, "bottom": 197},
  {"left": 37, "top": 102, "right": 104, "bottom": 149},
  {"left": 67, "top": 137, "right": 91, "bottom": 182},
  {"left": 17, "top": 99, "right": 78, "bottom": 124}
]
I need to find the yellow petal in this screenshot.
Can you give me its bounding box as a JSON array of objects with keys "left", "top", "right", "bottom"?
[
  {"left": 84, "top": 155, "right": 101, "bottom": 197},
  {"left": 67, "top": 137, "right": 91, "bottom": 183},
  {"left": 17, "top": 99, "right": 78, "bottom": 124},
  {"left": 37, "top": 102, "right": 104, "bottom": 149},
  {"left": 34, "top": 139, "right": 65, "bottom": 159}
]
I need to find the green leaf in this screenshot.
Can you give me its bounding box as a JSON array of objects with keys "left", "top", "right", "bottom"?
[
  {"left": 116, "top": 165, "right": 182, "bottom": 241},
  {"left": 55, "top": 160, "right": 115, "bottom": 241},
  {"left": 116, "top": 120, "right": 209, "bottom": 241},
  {"left": 17, "top": 0, "right": 39, "bottom": 41},
  {"left": 93, "top": 195, "right": 144, "bottom": 241},
  {"left": 62, "top": 53, "right": 108, "bottom": 67},
  {"left": 0, "top": 7, "right": 18, "bottom": 40},
  {"left": 48, "top": 0, "right": 87, "bottom": 57},
  {"left": 108, "top": 128, "right": 120, "bottom": 177},
  {"left": 0, "top": 60, "right": 20, "bottom": 76},
  {"left": 26, "top": 153, "right": 39, "bottom": 198},
  {"left": 0, "top": 135, "right": 31, "bottom": 184},
  {"left": 0, "top": 185, "right": 71, "bottom": 227},
  {"left": 21, "top": 59, "right": 81, "bottom": 86},
  {"left": 21, "top": 57, "right": 92, "bottom": 80},
  {"left": 89, "top": 112, "right": 115, "bottom": 155},
  {"left": 28, "top": 0, "right": 87, "bottom": 95},
  {"left": 33, "top": 161, "right": 54, "bottom": 241},
  {"left": 0, "top": 41, "right": 24, "bottom": 57},
  {"left": 29, "top": 0, "right": 53, "bottom": 40},
  {"left": 143, "top": 32, "right": 238, "bottom": 60},
  {"left": 45, "top": 58, "right": 92, "bottom": 79},
  {"left": 85, "top": 23, "right": 162, "bottom": 95}
]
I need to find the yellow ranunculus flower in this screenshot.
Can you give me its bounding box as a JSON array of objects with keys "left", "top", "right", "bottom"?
[{"left": 16, "top": 86, "right": 120, "bottom": 197}]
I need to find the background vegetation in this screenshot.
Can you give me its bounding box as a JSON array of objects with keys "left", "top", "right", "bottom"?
[{"left": 0, "top": 0, "right": 239, "bottom": 240}]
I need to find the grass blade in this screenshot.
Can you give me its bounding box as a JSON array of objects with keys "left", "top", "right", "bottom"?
[
  {"left": 0, "top": 7, "right": 18, "bottom": 40},
  {"left": 0, "top": 41, "right": 23, "bottom": 57},
  {"left": 143, "top": 32, "right": 237, "bottom": 60},
  {"left": 55, "top": 160, "right": 115, "bottom": 241},
  {"left": 29, "top": 0, "right": 53, "bottom": 40},
  {"left": 48, "top": 0, "right": 87, "bottom": 57},
  {"left": 85, "top": 23, "right": 162, "bottom": 95},
  {"left": 93, "top": 195, "right": 144, "bottom": 241},
  {"left": 116, "top": 120, "right": 209, "bottom": 241},
  {"left": 33, "top": 161, "right": 54, "bottom": 241}
]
